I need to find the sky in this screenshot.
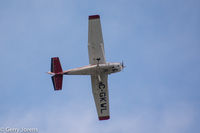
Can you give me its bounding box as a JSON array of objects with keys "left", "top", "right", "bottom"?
[{"left": 0, "top": 0, "right": 200, "bottom": 133}]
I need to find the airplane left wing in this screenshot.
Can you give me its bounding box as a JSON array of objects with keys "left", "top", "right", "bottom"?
[
  {"left": 88, "top": 15, "right": 106, "bottom": 65},
  {"left": 91, "top": 74, "right": 110, "bottom": 120}
]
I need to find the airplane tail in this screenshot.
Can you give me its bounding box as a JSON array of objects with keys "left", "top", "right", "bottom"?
[{"left": 51, "top": 57, "right": 63, "bottom": 90}]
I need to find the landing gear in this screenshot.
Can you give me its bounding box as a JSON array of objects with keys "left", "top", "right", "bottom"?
[
  {"left": 97, "top": 75, "right": 102, "bottom": 83},
  {"left": 96, "top": 58, "right": 101, "bottom": 67},
  {"left": 96, "top": 58, "right": 102, "bottom": 83}
]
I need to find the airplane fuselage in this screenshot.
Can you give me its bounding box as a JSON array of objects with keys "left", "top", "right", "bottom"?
[{"left": 62, "top": 62, "right": 122, "bottom": 75}]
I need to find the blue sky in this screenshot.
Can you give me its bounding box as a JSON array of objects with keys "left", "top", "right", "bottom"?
[{"left": 0, "top": 0, "right": 200, "bottom": 132}]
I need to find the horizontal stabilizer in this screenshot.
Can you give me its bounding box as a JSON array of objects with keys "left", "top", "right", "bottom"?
[
  {"left": 50, "top": 57, "right": 63, "bottom": 90},
  {"left": 52, "top": 75, "right": 63, "bottom": 90},
  {"left": 51, "top": 57, "right": 63, "bottom": 73}
]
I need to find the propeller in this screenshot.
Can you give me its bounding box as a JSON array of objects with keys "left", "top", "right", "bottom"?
[{"left": 121, "top": 61, "right": 125, "bottom": 68}]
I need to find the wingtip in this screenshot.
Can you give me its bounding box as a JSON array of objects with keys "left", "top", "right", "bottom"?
[
  {"left": 99, "top": 116, "right": 110, "bottom": 120},
  {"left": 89, "top": 15, "right": 100, "bottom": 20}
]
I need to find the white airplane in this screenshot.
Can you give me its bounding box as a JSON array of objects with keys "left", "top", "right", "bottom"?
[{"left": 48, "top": 15, "right": 124, "bottom": 120}]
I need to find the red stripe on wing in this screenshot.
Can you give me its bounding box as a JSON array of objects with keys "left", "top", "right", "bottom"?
[
  {"left": 99, "top": 116, "right": 110, "bottom": 120},
  {"left": 89, "top": 15, "right": 100, "bottom": 20}
]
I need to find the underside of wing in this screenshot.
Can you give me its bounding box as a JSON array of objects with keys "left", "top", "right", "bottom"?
[
  {"left": 88, "top": 15, "right": 106, "bottom": 65},
  {"left": 91, "top": 74, "right": 110, "bottom": 120}
]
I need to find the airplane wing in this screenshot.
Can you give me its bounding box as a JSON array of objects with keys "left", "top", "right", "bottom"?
[
  {"left": 88, "top": 15, "right": 106, "bottom": 65},
  {"left": 91, "top": 74, "right": 110, "bottom": 120}
]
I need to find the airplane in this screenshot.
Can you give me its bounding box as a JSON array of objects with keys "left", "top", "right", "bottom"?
[{"left": 48, "top": 15, "right": 125, "bottom": 120}]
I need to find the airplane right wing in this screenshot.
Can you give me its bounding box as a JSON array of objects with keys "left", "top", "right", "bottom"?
[
  {"left": 91, "top": 74, "right": 110, "bottom": 120},
  {"left": 88, "top": 15, "right": 106, "bottom": 65}
]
